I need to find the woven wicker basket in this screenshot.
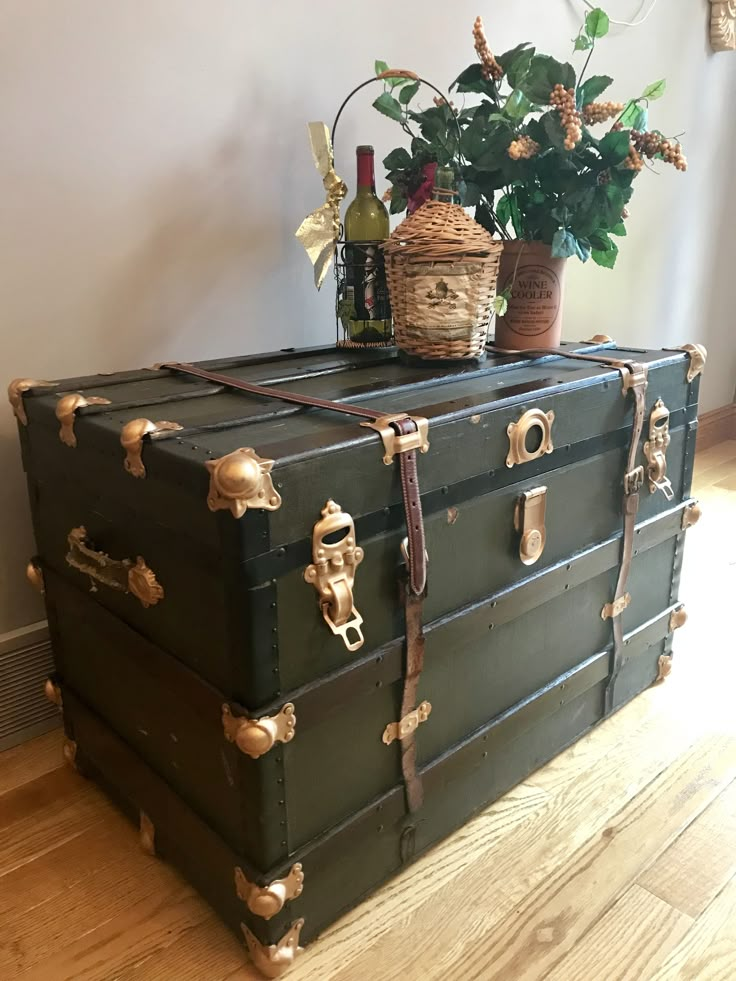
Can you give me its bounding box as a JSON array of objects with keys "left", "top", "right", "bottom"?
[{"left": 383, "top": 197, "right": 504, "bottom": 360}]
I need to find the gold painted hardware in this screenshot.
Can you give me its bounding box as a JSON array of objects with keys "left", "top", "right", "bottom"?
[
  {"left": 682, "top": 502, "right": 702, "bottom": 530},
  {"left": 670, "top": 606, "right": 688, "bottom": 632},
  {"left": 66, "top": 526, "right": 164, "bottom": 608},
  {"left": 611, "top": 361, "right": 649, "bottom": 396},
  {"left": 360, "top": 413, "right": 430, "bottom": 466},
  {"left": 44, "top": 678, "right": 62, "bottom": 707},
  {"left": 643, "top": 399, "right": 674, "bottom": 501},
  {"left": 304, "top": 500, "right": 365, "bottom": 652},
  {"left": 56, "top": 393, "right": 111, "bottom": 447},
  {"left": 206, "top": 447, "right": 281, "bottom": 517},
  {"left": 513, "top": 486, "right": 547, "bottom": 566},
  {"left": 26, "top": 558, "right": 44, "bottom": 594},
  {"left": 7, "top": 378, "right": 56, "bottom": 425},
  {"left": 506, "top": 408, "right": 554, "bottom": 468},
  {"left": 655, "top": 654, "right": 673, "bottom": 684},
  {"left": 121, "top": 418, "right": 183, "bottom": 478},
  {"left": 677, "top": 343, "right": 707, "bottom": 382},
  {"left": 62, "top": 738, "right": 78, "bottom": 769},
  {"left": 601, "top": 593, "right": 631, "bottom": 620},
  {"left": 222, "top": 702, "right": 296, "bottom": 759},
  {"left": 235, "top": 864, "right": 304, "bottom": 921},
  {"left": 140, "top": 811, "right": 156, "bottom": 856},
  {"left": 624, "top": 466, "right": 645, "bottom": 496},
  {"left": 382, "top": 701, "right": 432, "bottom": 746},
  {"left": 242, "top": 919, "right": 304, "bottom": 979},
  {"left": 585, "top": 334, "right": 614, "bottom": 344}
]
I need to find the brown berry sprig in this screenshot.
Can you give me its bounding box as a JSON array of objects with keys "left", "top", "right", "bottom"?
[
  {"left": 623, "top": 145, "right": 644, "bottom": 171},
  {"left": 508, "top": 135, "right": 540, "bottom": 160},
  {"left": 473, "top": 16, "right": 504, "bottom": 81},
  {"left": 433, "top": 95, "right": 458, "bottom": 114},
  {"left": 582, "top": 101, "right": 625, "bottom": 126},
  {"left": 549, "top": 85, "right": 582, "bottom": 150},
  {"left": 632, "top": 130, "right": 687, "bottom": 171}
]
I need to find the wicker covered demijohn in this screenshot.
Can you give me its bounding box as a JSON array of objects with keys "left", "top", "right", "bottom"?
[{"left": 383, "top": 168, "right": 504, "bottom": 360}]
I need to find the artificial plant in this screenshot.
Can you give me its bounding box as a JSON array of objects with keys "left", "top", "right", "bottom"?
[{"left": 374, "top": 7, "right": 686, "bottom": 278}]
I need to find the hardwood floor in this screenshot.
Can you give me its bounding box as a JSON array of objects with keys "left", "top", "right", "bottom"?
[{"left": 1, "top": 440, "right": 735, "bottom": 981}]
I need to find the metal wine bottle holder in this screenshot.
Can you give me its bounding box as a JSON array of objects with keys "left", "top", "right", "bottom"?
[{"left": 330, "top": 70, "right": 463, "bottom": 349}]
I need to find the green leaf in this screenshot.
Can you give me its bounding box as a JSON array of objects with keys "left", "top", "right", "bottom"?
[
  {"left": 641, "top": 78, "right": 666, "bottom": 100},
  {"left": 610, "top": 221, "right": 627, "bottom": 236},
  {"left": 585, "top": 8, "right": 610, "bottom": 38},
  {"left": 389, "top": 189, "right": 407, "bottom": 214},
  {"left": 519, "top": 54, "right": 576, "bottom": 105},
  {"left": 598, "top": 183, "right": 625, "bottom": 227},
  {"left": 492, "top": 294, "right": 509, "bottom": 317},
  {"left": 592, "top": 240, "right": 619, "bottom": 268},
  {"left": 542, "top": 110, "right": 568, "bottom": 149},
  {"left": 497, "top": 44, "right": 535, "bottom": 88},
  {"left": 552, "top": 228, "right": 578, "bottom": 258},
  {"left": 574, "top": 33, "right": 593, "bottom": 51},
  {"left": 382, "top": 147, "right": 412, "bottom": 171},
  {"left": 460, "top": 181, "right": 482, "bottom": 207},
  {"left": 504, "top": 89, "right": 532, "bottom": 120},
  {"left": 575, "top": 238, "right": 592, "bottom": 262},
  {"left": 373, "top": 92, "right": 403, "bottom": 121},
  {"left": 496, "top": 194, "right": 512, "bottom": 228},
  {"left": 450, "top": 63, "right": 497, "bottom": 96},
  {"left": 578, "top": 74, "right": 613, "bottom": 106},
  {"left": 375, "top": 59, "right": 389, "bottom": 76},
  {"left": 599, "top": 129, "right": 631, "bottom": 165},
  {"left": 619, "top": 100, "right": 648, "bottom": 130},
  {"left": 398, "top": 81, "right": 420, "bottom": 105}
]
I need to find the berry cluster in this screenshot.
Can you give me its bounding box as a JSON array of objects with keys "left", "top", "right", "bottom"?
[
  {"left": 632, "top": 130, "right": 687, "bottom": 171},
  {"left": 508, "top": 135, "right": 540, "bottom": 160},
  {"left": 582, "top": 101, "right": 625, "bottom": 126},
  {"left": 549, "top": 85, "right": 582, "bottom": 150},
  {"left": 623, "top": 145, "right": 645, "bottom": 172},
  {"left": 433, "top": 95, "right": 458, "bottom": 114},
  {"left": 473, "top": 16, "right": 504, "bottom": 81}
]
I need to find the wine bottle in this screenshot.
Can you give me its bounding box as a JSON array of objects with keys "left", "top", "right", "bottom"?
[{"left": 343, "top": 145, "right": 391, "bottom": 344}]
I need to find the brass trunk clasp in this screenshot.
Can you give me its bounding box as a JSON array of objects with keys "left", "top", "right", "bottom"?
[
  {"left": 222, "top": 702, "right": 296, "bottom": 759},
  {"left": 513, "top": 486, "right": 547, "bottom": 565},
  {"left": 506, "top": 408, "right": 554, "bottom": 468},
  {"left": 382, "top": 701, "right": 432, "bottom": 745},
  {"left": 235, "top": 864, "right": 304, "bottom": 920},
  {"left": 643, "top": 399, "right": 674, "bottom": 501},
  {"left": 304, "top": 500, "right": 365, "bottom": 652},
  {"left": 360, "top": 414, "right": 430, "bottom": 466}
]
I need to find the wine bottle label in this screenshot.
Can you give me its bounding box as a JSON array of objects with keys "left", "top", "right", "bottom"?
[{"left": 344, "top": 243, "right": 390, "bottom": 321}]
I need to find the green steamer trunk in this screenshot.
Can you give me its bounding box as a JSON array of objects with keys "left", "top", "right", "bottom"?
[{"left": 12, "top": 338, "right": 704, "bottom": 977}]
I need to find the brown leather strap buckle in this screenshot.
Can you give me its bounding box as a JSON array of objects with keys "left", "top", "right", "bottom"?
[
  {"left": 360, "top": 414, "right": 430, "bottom": 465},
  {"left": 624, "top": 466, "right": 645, "bottom": 495}
]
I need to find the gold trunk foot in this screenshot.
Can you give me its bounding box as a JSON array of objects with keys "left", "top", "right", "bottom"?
[
  {"left": 140, "top": 811, "right": 156, "bottom": 856},
  {"left": 242, "top": 919, "right": 304, "bottom": 978},
  {"left": 655, "top": 654, "right": 673, "bottom": 684},
  {"left": 44, "top": 678, "right": 62, "bottom": 707}
]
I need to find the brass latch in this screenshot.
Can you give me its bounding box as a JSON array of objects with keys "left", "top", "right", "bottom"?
[
  {"left": 235, "top": 864, "right": 304, "bottom": 920},
  {"left": 304, "top": 500, "right": 365, "bottom": 652},
  {"left": 601, "top": 593, "right": 631, "bottom": 620},
  {"left": 643, "top": 399, "right": 674, "bottom": 501},
  {"left": 360, "top": 414, "right": 430, "bottom": 466},
  {"left": 222, "top": 702, "right": 296, "bottom": 759},
  {"left": 382, "top": 701, "right": 432, "bottom": 745},
  {"left": 513, "top": 486, "right": 547, "bottom": 565},
  {"left": 506, "top": 408, "right": 554, "bottom": 467}
]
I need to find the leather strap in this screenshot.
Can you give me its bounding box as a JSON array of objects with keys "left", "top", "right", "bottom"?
[
  {"left": 604, "top": 367, "right": 648, "bottom": 714},
  {"left": 400, "top": 585, "right": 427, "bottom": 812}
]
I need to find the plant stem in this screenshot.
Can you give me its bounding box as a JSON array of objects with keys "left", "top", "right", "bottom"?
[{"left": 577, "top": 40, "right": 596, "bottom": 90}]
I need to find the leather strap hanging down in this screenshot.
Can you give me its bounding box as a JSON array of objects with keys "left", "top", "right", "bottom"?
[
  {"left": 161, "top": 361, "right": 429, "bottom": 810},
  {"left": 604, "top": 366, "right": 648, "bottom": 714}
]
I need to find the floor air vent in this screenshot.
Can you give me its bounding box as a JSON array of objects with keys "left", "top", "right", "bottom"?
[{"left": 0, "top": 622, "right": 60, "bottom": 751}]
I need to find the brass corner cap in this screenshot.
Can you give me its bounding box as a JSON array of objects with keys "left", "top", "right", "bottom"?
[
  {"left": 242, "top": 919, "right": 304, "bottom": 978},
  {"left": 7, "top": 378, "right": 55, "bottom": 425},
  {"left": 677, "top": 343, "right": 707, "bottom": 382}
]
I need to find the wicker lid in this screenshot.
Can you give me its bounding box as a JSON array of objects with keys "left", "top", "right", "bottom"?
[{"left": 383, "top": 199, "right": 502, "bottom": 260}]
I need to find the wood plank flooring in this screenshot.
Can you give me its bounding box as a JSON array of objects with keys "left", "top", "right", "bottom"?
[{"left": 1, "top": 439, "right": 735, "bottom": 981}]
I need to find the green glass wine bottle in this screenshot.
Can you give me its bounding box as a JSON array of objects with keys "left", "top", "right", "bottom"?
[{"left": 343, "top": 145, "right": 391, "bottom": 344}]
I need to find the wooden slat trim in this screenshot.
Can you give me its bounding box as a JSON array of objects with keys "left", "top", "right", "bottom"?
[{"left": 696, "top": 403, "right": 736, "bottom": 453}]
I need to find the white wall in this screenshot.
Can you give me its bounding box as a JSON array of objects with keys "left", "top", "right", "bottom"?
[{"left": 1, "top": 0, "right": 734, "bottom": 634}]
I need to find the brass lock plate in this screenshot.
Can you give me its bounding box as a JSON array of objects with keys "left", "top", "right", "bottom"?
[
  {"left": 643, "top": 399, "right": 674, "bottom": 501},
  {"left": 506, "top": 408, "right": 554, "bottom": 468},
  {"left": 513, "top": 486, "right": 547, "bottom": 566},
  {"left": 304, "top": 500, "right": 364, "bottom": 651}
]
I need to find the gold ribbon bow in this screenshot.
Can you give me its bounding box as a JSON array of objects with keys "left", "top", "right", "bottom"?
[{"left": 295, "top": 122, "right": 347, "bottom": 290}]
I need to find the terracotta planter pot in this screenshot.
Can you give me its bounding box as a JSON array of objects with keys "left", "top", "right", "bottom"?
[{"left": 493, "top": 241, "right": 567, "bottom": 350}]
